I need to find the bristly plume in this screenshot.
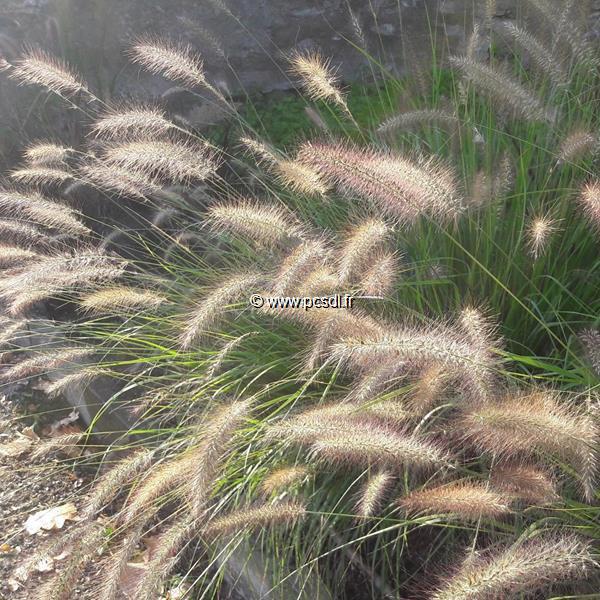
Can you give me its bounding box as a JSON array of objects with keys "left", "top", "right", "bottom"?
[
  {"left": 558, "top": 129, "right": 598, "bottom": 165},
  {"left": 271, "top": 239, "right": 329, "bottom": 296},
  {"left": 10, "top": 166, "right": 73, "bottom": 186},
  {"left": 273, "top": 408, "right": 451, "bottom": 470},
  {"left": 130, "top": 36, "right": 209, "bottom": 89},
  {"left": 206, "top": 199, "right": 304, "bottom": 247},
  {"left": 0, "top": 190, "right": 89, "bottom": 236},
  {"left": 79, "top": 286, "right": 167, "bottom": 315},
  {"left": 91, "top": 106, "right": 176, "bottom": 140},
  {"left": 499, "top": 21, "right": 568, "bottom": 86},
  {"left": 29, "top": 432, "right": 83, "bottom": 462},
  {"left": 297, "top": 141, "right": 464, "bottom": 224},
  {"left": 260, "top": 465, "right": 311, "bottom": 496},
  {"left": 0, "top": 245, "right": 39, "bottom": 271},
  {"left": 0, "top": 251, "right": 127, "bottom": 316},
  {"left": 357, "top": 251, "right": 399, "bottom": 298},
  {"left": 289, "top": 50, "right": 349, "bottom": 115},
  {"left": 120, "top": 452, "right": 198, "bottom": 525},
  {"left": 81, "top": 160, "right": 163, "bottom": 200},
  {"left": 103, "top": 139, "right": 217, "bottom": 184},
  {"left": 0, "top": 219, "right": 47, "bottom": 255},
  {"left": 459, "top": 391, "right": 598, "bottom": 501},
  {"left": 337, "top": 218, "right": 390, "bottom": 284},
  {"left": 378, "top": 109, "right": 459, "bottom": 135},
  {"left": 45, "top": 367, "right": 104, "bottom": 398},
  {"left": 355, "top": 471, "right": 394, "bottom": 518},
  {"left": 309, "top": 426, "right": 449, "bottom": 470},
  {"left": 408, "top": 363, "right": 449, "bottom": 415},
  {"left": 491, "top": 463, "right": 559, "bottom": 505},
  {"left": 33, "top": 523, "right": 104, "bottom": 600},
  {"left": 95, "top": 523, "right": 146, "bottom": 600},
  {"left": 295, "top": 266, "right": 339, "bottom": 297},
  {"left": 239, "top": 136, "right": 278, "bottom": 164},
  {"left": 8, "top": 48, "right": 89, "bottom": 96},
  {"left": 526, "top": 214, "right": 558, "bottom": 259},
  {"left": 202, "top": 501, "right": 306, "bottom": 538},
  {"left": 579, "top": 329, "right": 600, "bottom": 376},
  {"left": 0, "top": 347, "right": 95, "bottom": 384},
  {"left": 428, "top": 533, "right": 596, "bottom": 600},
  {"left": 458, "top": 306, "right": 500, "bottom": 352},
  {"left": 329, "top": 321, "right": 497, "bottom": 400},
  {"left": 346, "top": 360, "right": 406, "bottom": 404},
  {"left": 449, "top": 55, "right": 553, "bottom": 122},
  {"left": 272, "top": 158, "right": 330, "bottom": 197},
  {"left": 133, "top": 515, "right": 199, "bottom": 600},
  {"left": 579, "top": 181, "right": 600, "bottom": 233},
  {"left": 24, "top": 142, "right": 73, "bottom": 167},
  {"left": 206, "top": 331, "right": 258, "bottom": 379},
  {"left": 399, "top": 480, "right": 511, "bottom": 521},
  {"left": 179, "top": 272, "right": 262, "bottom": 349},
  {"left": 188, "top": 399, "right": 252, "bottom": 516}
]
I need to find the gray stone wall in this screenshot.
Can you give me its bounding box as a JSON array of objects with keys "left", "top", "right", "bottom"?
[{"left": 0, "top": 0, "right": 597, "bottom": 164}]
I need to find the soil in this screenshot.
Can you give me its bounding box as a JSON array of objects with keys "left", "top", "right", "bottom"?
[{"left": 0, "top": 392, "right": 94, "bottom": 599}]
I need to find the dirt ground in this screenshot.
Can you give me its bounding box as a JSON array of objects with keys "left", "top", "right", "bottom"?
[{"left": 0, "top": 392, "right": 95, "bottom": 599}]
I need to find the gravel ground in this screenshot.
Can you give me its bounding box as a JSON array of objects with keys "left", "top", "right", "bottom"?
[{"left": 0, "top": 393, "right": 95, "bottom": 599}]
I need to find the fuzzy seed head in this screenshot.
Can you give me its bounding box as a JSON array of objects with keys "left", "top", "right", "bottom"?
[
  {"left": 527, "top": 215, "right": 558, "bottom": 259},
  {"left": 558, "top": 129, "right": 597, "bottom": 164},
  {"left": 579, "top": 181, "right": 600, "bottom": 233},
  {"left": 80, "top": 286, "right": 167, "bottom": 315},
  {"left": 429, "top": 534, "right": 596, "bottom": 600},
  {"left": 0, "top": 245, "right": 40, "bottom": 270},
  {"left": 491, "top": 463, "right": 558, "bottom": 505},
  {"left": 203, "top": 501, "right": 306, "bottom": 538},
  {"left": 24, "top": 142, "right": 73, "bottom": 167},
  {"left": 81, "top": 161, "right": 162, "bottom": 200},
  {"left": 239, "top": 136, "right": 278, "bottom": 164},
  {"left": 130, "top": 36, "right": 207, "bottom": 88},
  {"left": 260, "top": 465, "right": 311, "bottom": 496},
  {"left": 378, "top": 109, "right": 459, "bottom": 134},
  {"left": 357, "top": 251, "right": 399, "bottom": 298},
  {"left": 0, "top": 189, "right": 89, "bottom": 236},
  {"left": 399, "top": 480, "right": 511, "bottom": 521},
  {"left": 91, "top": 106, "right": 175, "bottom": 140},
  {"left": 11, "top": 166, "right": 73, "bottom": 186},
  {"left": 355, "top": 471, "right": 394, "bottom": 518},
  {"left": 298, "top": 141, "right": 464, "bottom": 224},
  {"left": 9, "top": 48, "right": 88, "bottom": 96},
  {"left": 579, "top": 328, "right": 600, "bottom": 376},
  {"left": 271, "top": 239, "right": 329, "bottom": 297},
  {"left": 179, "top": 272, "right": 262, "bottom": 349},
  {"left": 207, "top": 199, "right": 304, "bottom": 247},
  {"left": 460, "top": 391, "right": 597, "bottom": 501},
  {"left": 103, "top": 139, "right": 217, "bottom": 183},
  {"left": 289, "top": 50, "right": 347, "bottom": 111},
  {"left": 337, "top": 218, "right": 390, "bottom": 284},
  {"left": 273, "top": 159, "right": 330, "bottom": 197},
  {"left": 450, "top": 55, "right": 553, "bottom": 122}
]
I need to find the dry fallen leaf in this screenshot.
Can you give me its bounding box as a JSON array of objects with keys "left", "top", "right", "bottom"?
[
  {"left": 25, "top": 503, "right": 78, "bottom": 535},
  {"left": 0, "top": 435, "right": 33, "bottom": 458}
]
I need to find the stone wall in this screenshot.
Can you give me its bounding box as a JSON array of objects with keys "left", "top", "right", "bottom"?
[{"left": 0, "top": 0, "right": 597, "bottom": 163}]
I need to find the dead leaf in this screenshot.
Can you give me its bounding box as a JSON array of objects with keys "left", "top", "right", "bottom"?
[
  {"left": 0, "top": 543, "right": 12, "bottom": 552},
  {"left": 35, "top": 556, "right": 54, "bottom": 573},
  {"left": 0, "top": 435, "right": 33, "bottom": 457},
  {"left": 21, "top": 426, "right": 40, "bottom": 441},
  {"left": 7, "top": 578, "right": 20, "bottom": 592},
  {"left": 25, "top": 503, "right": 78, "bottom": 535}
]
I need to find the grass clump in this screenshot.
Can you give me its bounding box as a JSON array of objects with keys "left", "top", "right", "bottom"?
[{"left": 0, "top": 1, "right": 599, "bottom": 598}]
